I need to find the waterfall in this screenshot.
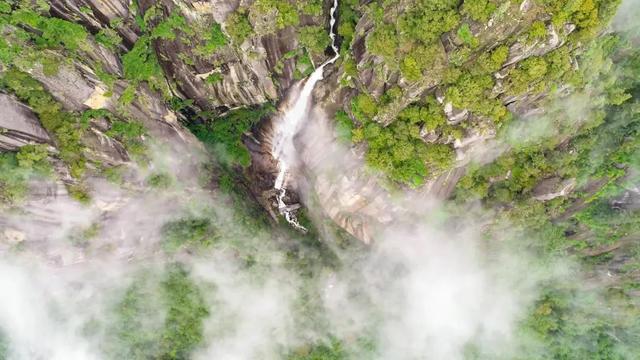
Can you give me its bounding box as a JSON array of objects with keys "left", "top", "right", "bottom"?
[{"left": 271, "top": 0, "right": 340, "bottom": 231}]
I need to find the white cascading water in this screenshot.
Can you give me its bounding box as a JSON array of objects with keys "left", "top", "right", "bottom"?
[{"left": 271, "top": 0, "right": 340, "bottom": 231}]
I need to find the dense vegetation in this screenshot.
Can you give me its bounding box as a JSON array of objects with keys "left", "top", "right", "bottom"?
[
  {"left": 0, "top": 145, "right": 50, "bottom": 206},
  {"left": 452, "top": 26, "right": 640, "bottom": 359},
  {"left": 189, "top": 104, "right": 275, "bottom": 167},
  {"left": 350, "top": 94, "right": 457, "bottom": 186},
  {"left": 328, "top": 0, "right": 625, "bottom": 187},
  {"left": 106, "top": 264, "right": 209, "bottom": 360}
]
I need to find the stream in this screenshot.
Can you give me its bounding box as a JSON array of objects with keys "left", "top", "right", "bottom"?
[{"left": 270, "top": 0, "right": 341, "bottom": 231}]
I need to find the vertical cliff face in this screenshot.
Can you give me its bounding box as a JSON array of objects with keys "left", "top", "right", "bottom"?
[
  {"left": 42, "top": 0, "right": 336, "bottom": 112},
  {"left": 0, "top": 94, "right": 52, "bottom": 151},
  {"left": 0, "top": 0, "right": 631, "bottom": 247},
  {"left": 0, "top": 0, "right": 631, "bottom": 244}
]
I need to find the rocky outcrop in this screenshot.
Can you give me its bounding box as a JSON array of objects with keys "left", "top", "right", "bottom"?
[
  {"left": 46, "top": 0, "right": 325, "bottom": 110},
  {"left": 0, "top": 94, "right": 52, "bottom": 151},
  {"left": 533, "top": 177, "right": 577, "bottom": 201},
  {"left": 25, "top": 58, "right": 195, "bottom": 148},
  {"left": 50, "top": 0, "right": 140, "bottom": 46}
]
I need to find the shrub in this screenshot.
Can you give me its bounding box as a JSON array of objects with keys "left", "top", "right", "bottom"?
[
  {"left": 298, "top": 26, "right": 331, "bottom": 55},
  {"left": 254, "top": 0, "right": 300, "bottom": 29},
  {"left": 159, "top": 264, "right": 209, "bottom": 359},
  {"left": 109, "top": 265, "right": 209, "bottom": 360},
  {"left": 122, "top": 36, "right": 164, "bottom": 85},
  {"left": 95, "top": 27, "right": 122, "bottom": 50},
  {"left": 151, "top": 14, "right": 189, "bottom": 40},
  {"left": 200, "top": 23, "right": 227, "bottom": 53},
  {"left": 351, "top": 93, "right": 378, "bottom": 121},
  {"left": 456, "top": 23, "right": 478, "bottom": 48},
  {"left": 366, "top": 24, "right": 398, "bottom": 64},
  {"left": 146, "top": 172, "right": 173, "bottom": 189},
  {"left": 162, "top": 217, "right": 218, "bottom": 252},
  {"left": 225, "top": 9, "right": 253, "bottom": 44},
  {"left": 205, "top": 73, "right": 223, "bottom": 84},
  {"left": 528, "top": 21, "right": 548, "bottom": 42},
  {"left": 189, "top": 104, "right": 274, "bottom": 167},
  {"left": 0, "top": 69, "right": 86, "bottom": 178},
  {"left": 335, "top": 110, "right": 354, "bottom": 142},
  {"left": 461, "top": 0, "right": 497, "bottom": 22}
]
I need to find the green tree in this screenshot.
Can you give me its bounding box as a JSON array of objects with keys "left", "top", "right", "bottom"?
[
  {"left": 461, "top": 0, "right": 497, "bottom": 22},
  {"left": 298, "top": 26, "right": 330, "bottom": 55},
  {"left": 226, "top": 9, "right": 253, "bottom": 44}
]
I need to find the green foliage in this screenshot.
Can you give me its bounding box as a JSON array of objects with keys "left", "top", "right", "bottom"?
[
  {"left": 455, "top": 35, "right": 640, "bottom": 263},
  {"left": 294, "top": 50, "right": 314, "bottom": 79},
  {"left": 200, "top": 23, "right": 227, "bottom": 53},
  {"left": 10, "top": 9, "right": 88, "bottom": 50},
  {"left": 159, "top": 264, "right": 209, "bottom": 359},
  {"left": 122, "top": 36, "right": 165, "bottom": 90},
  {"left": 254, "top": 0, "right": 300, "bottom": 29},
  {"left": 517, "top": 285, "right": 639, "bottom": 360},
  {"left": 69, "top": 223, "right": 100, "bottom": 247},
  {"left": 445, "top": 71, "right": 508, "bottom": 122},
  {"left": 0, "top": 37, "right": 20, "bottom": 65},
  {"left": 400, "top": 43, "right": 444, "bottom": 82},
  {"left": 225, "top": 9, "right": 253, "bottom": 44},
  {"left": 0, "top": 69, "right": 86, "bottom": 178},
  {"left": 0, "top": 330, "right": 8, "bottom": 359},
  {"left": 397, "top": 0, "right": 460, "bottom": 45},
  {"left": 0, "top": 152, "right": 28, "bottom": 205},
  {"left": 15, "top": 144, "right": 50, "bottom": 173},
  {"left": 162, "top": 217, "right": 218, "bottom": 252},
  {"left": 351, "top": 93, "right": 378, "bottom": 121},
  {"left": 298, "top": 26, "right": 330, "bottom": 55},
  {"left": 106, "top": 120, "right": 145, "bottom": 141},
  {"left": 398, "top": 97, "right": 447, "bottom": 132},
  {"left": 146, "top": 172, "right": 173, "bottom": 189},
  {"left": 108, "top": 265, "right": 209, "bottom": 360},
  {"left": 337, "top": 0, "right": 359, "bottom": 52},
  {"left": 471, "top": 45, "right": 509, "bottom": 75},
  {"left": 109, "top": 276, "right": 163, "bottom": 359},
  {"left": 95, "top": 27, "right": 122, "bottom": 50},
  {"left": 367, "top": 24, "right": 398, "bottom": 64},
  {"left": 67, "top": 184, "right": 92, "bottom": 204},
  {"left": 213, "top": 168, "right": 272, "bottom": 238},
  {"left": 82, "top": 109, "right": 147, "bottom": 158},
  {"left": 205, "top": 72, "right": 223, "bottom": 84},
  {"left": 288, "top": 339, "right": 347, "bottom": 360},
  {"left": 119, "top": 84, "right": 136, "bottom": 106},
  {"left": 505, "top": 46, "right": 573, "bottom": 96},
  {"left": 299, "top": 0, "right": 323, "bottom": 16},
  {"left": 528, "top": 20, "right": 548, "bottom": 42},
  {"left": 151, "top": 14, "right": 189, "bottom": 40},
  {"left": 335, "top": 110, "right": 354, "bottom": 143},
  {"left": 40, "top": 54, "right": 61, "bottom": 76},
  {"left": 102, "top": 165, "right": 124, "bottom": 184},
  {"left": 575, "top": 203, "right": 633, "bottom": 245},
  {"left": 456, "top": 23, "right": 478, "bottom": 48},
  {"left": 461, "top": 0, "right": 497, "bottom": 22},
  {"left": 352, "top": 95, "right": 455, "bottom": 186},
  {"left": 189, "top": 104, "right": 275, "bottom": 167},
  {"left": 540, "top": 0, "right": 619, "bottom": 38}
]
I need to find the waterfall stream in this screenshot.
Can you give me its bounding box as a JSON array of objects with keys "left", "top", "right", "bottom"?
[{"left": 271, "top": 0, "right": 340, "bottom": 231}]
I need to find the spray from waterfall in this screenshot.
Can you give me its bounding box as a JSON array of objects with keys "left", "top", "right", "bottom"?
[{"left": 271, "top": 0, "right": 340, "bottom": 231}]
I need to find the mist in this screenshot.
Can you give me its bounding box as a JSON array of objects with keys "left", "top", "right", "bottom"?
[{"left": 0, "top": 97, "right": 546, "bottom": 360}]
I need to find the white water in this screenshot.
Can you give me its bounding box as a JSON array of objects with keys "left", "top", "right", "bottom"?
[{"left": 271, "top": 0, "right": 341, "bottom": 231}]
